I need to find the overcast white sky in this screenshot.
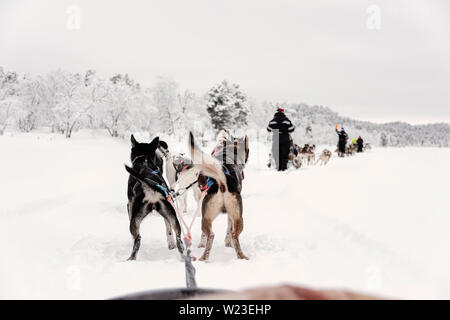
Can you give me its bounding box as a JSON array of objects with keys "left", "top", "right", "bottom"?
[{"left": 1, "top": 0, "right": 449, "bottom": 124}]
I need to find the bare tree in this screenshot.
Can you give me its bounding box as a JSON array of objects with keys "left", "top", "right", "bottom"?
[
  {"left": 0, "top": 69, "right": 19, "bottom": 134},
  {"left": 18, "top": 76, "right": 41, "bottom": 132},
  {"left": 153, "top": 77, "right": 180, "bottom": 135},
  {"left": 47, "top": 70, "right": 93, "bottom": 138},
  {"left": 98, "top": 74, "right": 138, "bottom": 137},
  {"left": 0, "top": 103, "right": 11, "bottom": 135}
]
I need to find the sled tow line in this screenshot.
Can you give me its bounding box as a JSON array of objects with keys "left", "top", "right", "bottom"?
[{"left": 167, "top": 180, "right": 211, "bottom": 289}]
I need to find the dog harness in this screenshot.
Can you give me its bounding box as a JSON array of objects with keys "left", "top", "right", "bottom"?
[
  {"left": 129, "top": 155, "right": 200, "bottom": 289},
  {"left": 199, "top": 163, "right": 233, "bottom": 191},
  {"left": 173, "top": 157, "right": 194, "bottom": 181},
  {"left": 200, "top": 177, "right": 216, "bottom": 191}
]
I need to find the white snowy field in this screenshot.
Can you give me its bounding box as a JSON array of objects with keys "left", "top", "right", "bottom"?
[{"left": 0, "top": 133, "right": 449, "bottom": 299}]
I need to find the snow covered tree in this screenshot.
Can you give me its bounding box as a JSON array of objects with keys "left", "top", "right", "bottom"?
[
  {"left": 178, "top": 89, "right": 211, "bottom": 143},
  {"left": 96, "top": 74, "right": 140, "bottom": 137},
  {"left": 17, "top": 75, "right": 41, "bottom": 132},
  {"left": 231, "top": 83, "right": 249, "bottom": 130},
  {"left": 380, "top": 132, "right": 388, "bottom": 147},
  {"left": 0, "top": 103, "right": 11, "bottom": 135},
  {"left": 177, "top": 89, "right": 196, "bottom": 131},
  {"left": 305, "top": 124, "right": 313, "bottom": 140},
  {"left": 130, "top": 87, "right": 157, "bottom": 136},
  {"left": 248, "top": 99, "right": 272, "bottom": 129},
  {"left": 48, "top": 70, "right": 91, "bottom": 138},
  {"left": 152, "top": 77, "right": 180, "bottom": 135},
  {"left": 82, "top": 70, "right": 108, "bottom": 130},
  {"left": 206, "top": 82, "right": 232, "bottom": 132},
  {"left": 0, "top": 68, "right": 20, "bottom": 135},
  {"left": 0, "top": 65, "right": 448, "bottom": 147},
  {"left": 206, "top": 80, "right": 248, "bottom": 133}
]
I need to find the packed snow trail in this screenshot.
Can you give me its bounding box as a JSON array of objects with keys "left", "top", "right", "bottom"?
[{"left": 1, "top": 133, "right": 449, "bottom": 299}]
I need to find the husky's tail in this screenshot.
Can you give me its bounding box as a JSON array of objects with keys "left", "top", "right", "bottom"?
[
  {"left": 125, "top": 165, "right": 157, "bottom": 192},
  {"left": 189, "top": 132, "right": 227, "bottom": 191}
]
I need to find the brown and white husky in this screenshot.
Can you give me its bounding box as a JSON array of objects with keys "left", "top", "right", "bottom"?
[{"left": 188, "top": 130, "right": 250, "bottom": 261}]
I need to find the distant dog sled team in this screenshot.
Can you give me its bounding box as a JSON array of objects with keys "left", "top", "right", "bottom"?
[
  {"left": 124, "top": 107, "right": 369, "bottom": 262},
  {"left": 267, "top": 108, "right": 368, "bottom": 171}
]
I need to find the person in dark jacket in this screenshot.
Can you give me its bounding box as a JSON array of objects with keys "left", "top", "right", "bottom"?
[
  {"left": 267, "top": 108, "right": 295, "bottom": 171},
  {"left": 356, "top": 136, "right": 364, "bottom": 152},
  {"left": 336, "top": 127, "right": 348, "bottom": 157}
]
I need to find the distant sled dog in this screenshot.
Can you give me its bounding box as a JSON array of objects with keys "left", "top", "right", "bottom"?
[
  {"left": 316, "top": 149, "right": 332, "bottom": 165},
  {"left": 268, "top": 141, "right": 302, "bottom": 169},
  {"left": 346, "top": 144, "right": 356, "bottom": 156},
  {"left": 189, "top": 130, "right": 250, "bottom": 261},
  {"left": 290, "top": 143, "right": 302, "bottom": 169},
  {"left": 124, "top": 135, "right": 184, "bottom": 261},
  {"left": 300, "top": 144, "right": 316, "bottom": 166}
]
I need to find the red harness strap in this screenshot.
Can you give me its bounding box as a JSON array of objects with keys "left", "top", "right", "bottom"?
[
  {"left": 171, "top": 164, "right": 190, "bottom": 189},
  {"left": 211, "top": 145, "right": 222, "bottom": 157},
  {"left": 168, "top": 182, "right": 211, "bottom": 249}
]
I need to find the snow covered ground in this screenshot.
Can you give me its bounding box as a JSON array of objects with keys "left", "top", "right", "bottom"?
[{"left": 1, "top": 133, "right": 449, "bottom": 299}]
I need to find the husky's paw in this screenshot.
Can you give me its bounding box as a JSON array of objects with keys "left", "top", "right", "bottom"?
[
  {"left": 127, "top": 256, "right": 136, "bottom": 261},
  {"left": 176, "top": 251, "right": 184, "bottom": 262},
  {"left": 198, "top": 255, "right": 209, "bottom": 262},
  {"left": 167, "top": 239, "right": 176, "bottom": 250},
  {"left": 237, "top": 253, "right": 249, "bottom": 260},
  {"left": 225, "top": 240, "right": 232, "bottom": 247},
  {"left": 167, "top": 236, "right": 176, "bottom": 250}
]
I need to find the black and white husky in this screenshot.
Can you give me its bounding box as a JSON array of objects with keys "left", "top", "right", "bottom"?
[{"left": 125, "top": 135, "right": 184, "bottom": 261}]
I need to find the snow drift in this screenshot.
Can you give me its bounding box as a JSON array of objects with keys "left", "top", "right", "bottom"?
[{"left": 0, "top": 133, "right": 449, "bottom": 299}]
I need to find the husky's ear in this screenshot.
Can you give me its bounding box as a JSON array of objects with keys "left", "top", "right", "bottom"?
[
  {"left": 158, "top": 140, "right": 168, "bottom": 150},
  {"left": 149, "top": 136, "right": 160, "bottom": 150},
  {"left": 244, "top": 135, "right": 249, "bottom": 163},
  {"left": 189, "top": 131, "right": 195, "bottom": 156},
  {"left": 131, "top": 134, "right": 138, "bottom": 147}
]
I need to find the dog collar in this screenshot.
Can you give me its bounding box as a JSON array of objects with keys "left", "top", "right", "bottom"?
[{"left": 132, "top": 155, "right": 147, "bottom": 164}]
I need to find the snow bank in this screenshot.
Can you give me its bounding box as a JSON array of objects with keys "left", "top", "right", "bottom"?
[{"left": 0, "top": 134, "right": 449, "bottom": 299}]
